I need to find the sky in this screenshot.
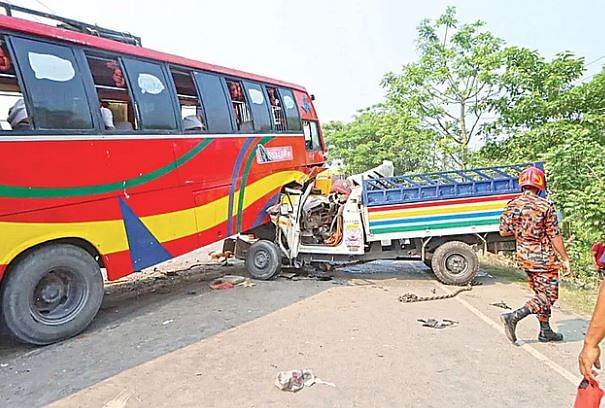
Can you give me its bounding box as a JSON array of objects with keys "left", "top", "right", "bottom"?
[{"left": 9, "top": 0, "right": 605, "bottom": 123}]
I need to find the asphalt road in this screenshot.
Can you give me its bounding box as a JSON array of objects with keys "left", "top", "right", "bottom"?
[{"left": 0, "top": 256, "right": 592, "bottom": 408}]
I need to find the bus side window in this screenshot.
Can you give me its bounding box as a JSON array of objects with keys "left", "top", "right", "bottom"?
[
  {"left": 170, "top": 68, "right": 206, "bottom": 132},
  {"left": 85, "top": 54, "right": 137, "bottom": 130},
  {"left": 193, "top": 72, "right": 233, "bottom": 133},
  {"left": 121, "top": 58, "right": 178, "bottom": 131},
  {"left": 0, "top": 37, "right": 29, "bottom": 131},
  {"left": 278, "top": 88, "right": 302, "bottom": 132},
  {"left": 303, "top": 120, "right": 321, "bottom": 151},
  {"left": 266, "top": 86, "right": 286, "bottom": 132},
  {"left": 10, "top": 37, "right": 94, "bottom": 130},
  {"left": 243, "top": 81, "right": 271, "bottom": 132},
  {"left": 226, "top": 79, "right": 253, "bottom": 132}
]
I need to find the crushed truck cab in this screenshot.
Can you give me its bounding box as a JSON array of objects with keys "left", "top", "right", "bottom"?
[{"left": 228, "top": 162, "right": 540, "bottom": 286}]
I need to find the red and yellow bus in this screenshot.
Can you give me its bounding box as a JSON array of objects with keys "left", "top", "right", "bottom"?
[{"left": 0, "top": 4, "right": 326, "bottom": 345}]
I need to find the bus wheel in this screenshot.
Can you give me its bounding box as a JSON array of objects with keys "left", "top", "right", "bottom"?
[
  {"left": 245, "top": 240, "right": 281, "bottom": 280},
  {"left": 1, "top": 244, "right": 104, "bottom": 345},
  {"left": 431, "top": 241, "right": 479, "bottom": 286}
]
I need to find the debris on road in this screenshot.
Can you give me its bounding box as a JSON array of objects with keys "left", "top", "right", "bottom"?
[
  {"left": 274, "top": 369, "right": 336, "bottom": 392},
  {"left": 279, "top": 272, "right": 298, "bottom": 280},
  {"left": 490, "top": 301, "right": 512, "bottom": 310},
  {"left": 399, "top": 285, "right": 472, "bottom": 303},
  {"left": 209, "top": 275, "right": 256, "bottom": 290},
  {"left": 162, "top": 319, "right": 174, "bottom": 325},
  {"left": 208, "top": 250, "right": 233, "bottom": 264},
  {"left": 417, "top": 318, "right": 459, "bottom": 329}
]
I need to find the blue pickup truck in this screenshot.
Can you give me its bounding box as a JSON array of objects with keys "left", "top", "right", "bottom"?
[{"left": 233, "top": 162, "right": 537, "bottom": 285}]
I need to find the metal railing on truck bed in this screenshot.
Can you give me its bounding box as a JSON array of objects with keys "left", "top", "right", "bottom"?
[{"left": 362, "top": 163, "right": 543, "bottom": 207}]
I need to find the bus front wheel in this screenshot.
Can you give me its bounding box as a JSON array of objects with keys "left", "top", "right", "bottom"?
[{"left": 1, "top": 244, "right": 104, "bottom": 345}]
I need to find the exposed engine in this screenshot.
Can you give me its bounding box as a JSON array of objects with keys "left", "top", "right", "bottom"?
[{"left": 300, "top": 179, "right": 352, "bottom": 245}]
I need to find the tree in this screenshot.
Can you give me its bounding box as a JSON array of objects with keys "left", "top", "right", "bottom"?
[
  {"left": 382, "top": 6, "right": 504, "bottom": 168},
  {"left": 323, "top": 106, "right": 436, "bottom": 176},
  {"left": 474, "top": 64, "right": 605, "bottom": 279},
  {"left": 488, "top": 47, "right": 586, "bottom": 134}
]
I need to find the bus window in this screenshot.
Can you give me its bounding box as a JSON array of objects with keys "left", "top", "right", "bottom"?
[
  {"left": 86, "top": 54, "right": 136, "bottom": 130},
  {"left": 0, "top": 38, "right": 29, "bottom": 131},
  {"left": 121, "top": 58, "right": 178, "bottom": 131},
  {"left": 243, "top": 81, "right": 271, "bottom": 132},
  {"left": 278, "top": 88, "right": 302, "bottom": 132},
  {"left": 10, "top": 37, "right": 93, "bottom": 130},
  {"left": 226, "top": 79, "right": 252, "bottom": 132},
  {"left": 170, "top": 68, "right": 206, "bottom": 132},
  {"left": 266, "top": 86, "right": 286, "bottom": 132},
  {"left": 193, "top": 72, "right": 232, "bottom": 133},
  {"left": 303, "top": 120, "right": 322, "bottom": 151}
]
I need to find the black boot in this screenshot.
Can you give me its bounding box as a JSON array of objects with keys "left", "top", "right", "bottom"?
[
  {"left": 500, "top": 306, "right": 531, "bottom": 343},
  {"left": 538, "top": 321, "right": 564, "bottom": 342}
]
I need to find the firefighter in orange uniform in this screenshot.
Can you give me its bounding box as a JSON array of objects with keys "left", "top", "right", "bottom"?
[{"left": 499, "top": 166, "right": 571, "bottom": 343}]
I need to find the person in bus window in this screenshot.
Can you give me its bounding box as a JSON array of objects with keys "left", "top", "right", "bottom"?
[
  {"left": 7, "top": 98, "right": 29, "bottom": 130},
  {"left": 100, "top": 101, "right": 115, "bottom": 129},
  {"left": 183, "top": 115, "right": 204, "bottom": 131}
]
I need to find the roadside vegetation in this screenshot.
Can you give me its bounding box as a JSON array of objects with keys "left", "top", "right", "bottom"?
[{"left": 324, "top": 6, "right": 605, "bottom": 284}]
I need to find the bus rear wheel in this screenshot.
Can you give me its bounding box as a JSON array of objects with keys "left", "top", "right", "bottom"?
[{"left": 1, "top": 244, "right": 104, "bottom": 345}]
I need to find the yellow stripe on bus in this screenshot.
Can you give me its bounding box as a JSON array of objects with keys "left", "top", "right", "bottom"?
[
  {"left": 0, "top": 170, "right": 307, "bottom": 266},
  {"left": 368, "top": 200, "right": 509, "bottom": 221}
]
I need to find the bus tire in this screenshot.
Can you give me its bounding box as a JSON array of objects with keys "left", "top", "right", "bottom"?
[
  {"left": 431, "top": 241, "right": 479, "bottom": 286},
  {"left": 1, "top": 244, "right": 104, "bottom": 345},
  {"left": 245, "top": 240, "right": 281, "bottom": 280}
]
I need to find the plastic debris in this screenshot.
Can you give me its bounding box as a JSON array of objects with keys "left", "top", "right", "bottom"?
[
  {"left": 490, "top": 301, "right": 512, "bottom": 310},
  {"left": 162, "top": 319, "right": 174, "bottom": 325},
  {"left": 274, "top": 369, "right": 335, "bottom": 392},
  {"left": 209, "top": 275, "right": 256, "bottom": 290},
  {"left": 417, "top": 318, "right": 458, "bottom": 329}
]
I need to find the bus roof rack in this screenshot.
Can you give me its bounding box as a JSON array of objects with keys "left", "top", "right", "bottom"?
[{"left": 0, "top": 1, "right": 142, "bottom": 47}]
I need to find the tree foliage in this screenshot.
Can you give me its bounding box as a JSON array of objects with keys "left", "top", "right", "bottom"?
[
  {"left": 324, "top": 6, "right": 605, "bottom": 278},
  {"left": 323, "top": 106, "right": 435, "bottom": 175},
  {"left": 382, "top": 6, "right": 503, "bottom": 168}
]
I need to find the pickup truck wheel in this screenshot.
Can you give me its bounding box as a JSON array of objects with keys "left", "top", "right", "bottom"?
[
  {"left": 0, "top": 244, "right": 104, "bottom": 345},
  {"left": 245, "top": 240, "right": 281, "bottom": 280},
  {"left": 431, "top": 241, "right": 478, "bottom": 286}
]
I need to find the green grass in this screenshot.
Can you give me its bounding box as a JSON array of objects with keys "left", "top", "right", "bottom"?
[{"left": 480, "top": 254, "right": 599, "bottom": 315}]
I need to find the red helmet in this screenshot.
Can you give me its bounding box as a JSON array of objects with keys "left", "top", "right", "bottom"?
[{"left": 519, "top": 166, "right": 546, "bottom": 191}]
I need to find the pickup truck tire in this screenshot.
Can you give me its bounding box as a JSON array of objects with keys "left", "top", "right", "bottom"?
[
  {"left": 245, "top": 240, "right": 281, "bottom": 280},
  {"left": 0, "top": 244, "right": 104, "bottom": 345},
  {"left": 431, "top": 241, "right": 479, "bottom": 286}
]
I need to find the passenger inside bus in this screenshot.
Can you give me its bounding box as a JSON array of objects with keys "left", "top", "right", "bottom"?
[
  {"left": 267, "top": 86, "right": 286, "bottom": 131},
  {"left": 100, "top": 101, "right": 115, "bottom": 129},
  {"left": 227, "top": 80, "right": 252, "bottom": 132},
  {"left": 0, "top": 39, "right": 28, "bottom": 131},
  {"left": 170, "top": 68, "right": 207, "bottom": 132},
  {"left": 86, "top": 55, "right": 137, "bottom": 130},
  {"left": 7, "top": 98, "right": 29, "bottom": 130}
]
